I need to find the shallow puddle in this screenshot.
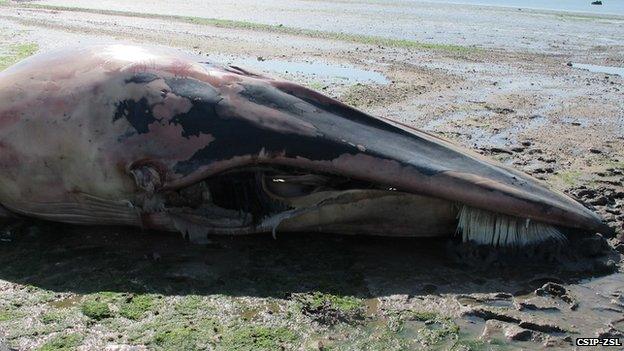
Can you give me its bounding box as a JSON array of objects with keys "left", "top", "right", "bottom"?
[
  {"left": 456, "top": 295, "right": 514, "bottom": 308},
  {"left": 571, "top": 63, "right": 624, "bottom": 77},
  {"left": 48, "top": 295, "right": 82, "bottom": 308},
  {"left": 205, "top": 55, "right": 390, "bottom": 84},
  {"left": 397, "top": 320, "right": 427, "bottom": 339}
]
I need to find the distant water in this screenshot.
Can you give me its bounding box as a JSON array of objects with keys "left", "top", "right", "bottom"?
[
  {"left": 418, "top": 0, "right": 624, "bottom": 15},
  {"left": 572, "top": 63, "right": 624, "bottom": 77}
]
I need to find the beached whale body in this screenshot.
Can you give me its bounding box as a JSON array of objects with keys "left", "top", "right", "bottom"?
[{"left": 0, "top": 45, "right": 607, "bottom": 246}]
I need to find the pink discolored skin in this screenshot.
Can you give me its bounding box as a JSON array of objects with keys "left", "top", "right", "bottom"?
[{"left": 0, "top": 45, "right": 608, "bottom": 235}]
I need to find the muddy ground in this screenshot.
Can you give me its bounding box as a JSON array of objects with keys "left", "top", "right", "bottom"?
[{"left": 0, "top": 0, "right": 623, "bottom": 350}]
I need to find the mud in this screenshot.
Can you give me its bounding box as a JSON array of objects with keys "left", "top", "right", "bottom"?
[{"left": 0, "top": 0, "right": 622, "bottom": 350}]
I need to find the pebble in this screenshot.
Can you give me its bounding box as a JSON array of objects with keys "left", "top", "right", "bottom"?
[
  {"left": 505, "top": 325, "right": 534, "bottom": 341},
  {"left": 536, "top": 282, "right": 567, "bottom": 298},
  {"left": 596, "top": 327, "right": 623, "bottom": 339},
  {"left": 590, "top": 196, "right": 609, "bottom": 206},
  {"left": 488, "top": 147, "right": 513, "bottom": 155},
  {"left": 538, "top": 156, "right": 556, "bottom": 163}
]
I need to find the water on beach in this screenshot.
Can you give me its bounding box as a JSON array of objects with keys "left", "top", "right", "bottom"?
[
  {"left": 419, "top": 0, "right": 624, "bottom": 15},
  {"left": 572, "top": 63, "right": 624, "bottom": 77}
]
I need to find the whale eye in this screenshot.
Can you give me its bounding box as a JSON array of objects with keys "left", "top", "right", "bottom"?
[{"left": 128, "top": 163, "right": 163, "bottom": 194}]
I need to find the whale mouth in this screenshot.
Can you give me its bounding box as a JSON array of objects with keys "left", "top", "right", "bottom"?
[
  {"left": 157, "top": 165, "right": 565, "bottom": 246},
  {"left": 163, "top": 165, "right": 428, "bottom": 236}
]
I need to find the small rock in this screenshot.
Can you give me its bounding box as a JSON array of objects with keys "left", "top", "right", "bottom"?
[
  {"left": 525, "top": 165, "right": 554, "bottom": 174},
  {"left": 576, "top": 188, "right": 597, "bottom": 198},
  {"left": 489, "top": 147, "right": 513, "bottom": 155},
  {"left": 542, "top": 335, "right": 573, "bottom": 348},
  {"left": 538, "top": 156, "right": 556, "bottom": 163},
  {"left": 535, "top": 282, "right": 577, "bottom": 307},
  {"left": 607, "top": 168, "right": 623, "bottom": 175},
  {"left": 504, "top": 325, "right": 534, "bottom": 341},
  {"left": 518, "top": 321, "right": 567, "bottom": 333},
  {"left": 521, "top": 141, "right": 532, "bottom": 147},
  {"left": 596, "top": 327, "right": 623, "bottom": 338},
  {"left": 611, "top": 294, "right": 624, "bottom": 307},
  {"left": 590, "top": 196, "right": 609, "bottom": 206},
  {"left": 536, "top": 282, "right": 567, "bottom": 298},
  {"left": 606, "top": 206, "right": 622, "bottom": 215},
  {"left": 566, "top": 62, "right": 573, "bottom": 67},
  {"left": 511, "top": 146, "right": 525, "bottom": 153},
  {"left": 485, "top": 105, "right": 514, "bottom": 114},
  {"left": 527, "top": 167, "right": 546, "bottom": 174},
  {"left": 590, "top": 148, "right": 603, "bottom": 154},
  {"left": 591, "top": 1, "right": 603, "bottom": 5},
  {"left": 256, "top": 56, "right": 265, "bottom": 61}
]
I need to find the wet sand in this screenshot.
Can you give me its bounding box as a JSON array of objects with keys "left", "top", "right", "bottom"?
[{"left": 0, "top": 0, "right": 622, "bottom": 350}]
